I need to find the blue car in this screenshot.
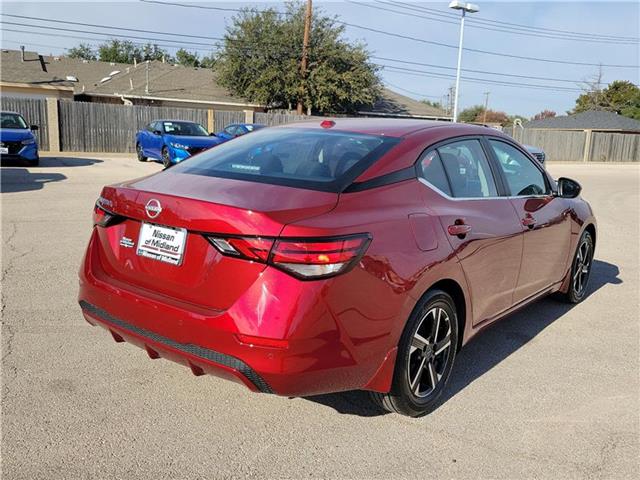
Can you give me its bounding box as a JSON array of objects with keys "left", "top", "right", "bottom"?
[
  {"left": 0, "top": 111, "right": 39, "bottom": 166},
  {"left": 215, "top": 123, "right": 266, "bottom": 142},
  {"left": 136, "top": 120, "right": 222, "bottom": 167}
]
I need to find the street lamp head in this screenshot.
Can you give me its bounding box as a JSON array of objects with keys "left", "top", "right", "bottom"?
[{"left": 448, "top": 1, "right": 479, "bottom": 13}]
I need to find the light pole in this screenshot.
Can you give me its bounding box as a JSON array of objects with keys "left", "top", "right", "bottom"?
[{"left": 449, "top": 1, "right": 479, "bottom": 122}]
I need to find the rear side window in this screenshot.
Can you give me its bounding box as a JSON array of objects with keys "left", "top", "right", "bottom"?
[
  {"left": 418, "top": 150, "right": 452, "bottom": 196},
  {"left": 489, "top": 140, "right": 549, "bottom": 196},
  {"left": 438, "top": 140, "right": 498, "bottom": 198},
  {"left": 171, "top": 128, "right": 400, "bottom": 192}
]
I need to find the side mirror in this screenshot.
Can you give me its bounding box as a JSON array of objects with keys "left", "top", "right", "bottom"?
[
  {"left": 153, "top": 130, "right": 163, "bottom": 136},
  {"left": 557, "top": 177, "right": 582, "bottom": 198},
  {"left": 30, "top": 125, "right": 39, "bottom": 131}
]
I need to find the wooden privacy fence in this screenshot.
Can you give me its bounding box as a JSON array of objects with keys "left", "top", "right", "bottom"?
[
  {"left": 505, "top": 127, "right": 639, "bottom": 162},
  {"left": 58, "top": 101, "right": 208, "bottom": 153},
  {"left": 255, "top": 112, "right": 323, "bottom": 126},
  {"left": 0, "top": 97, "right": 50, "bottom": 150},
  {"left": 589, "top": 132, "right": 640, "bottom": 162},
  {"left": 214, "top": 110, "right": 245, "bottom": 130},
  {"left": 508, "top": 128, "right": 586, "bottom": 162}
]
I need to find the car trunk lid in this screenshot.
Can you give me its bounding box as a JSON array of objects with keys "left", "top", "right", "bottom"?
[{"left": 93, "top": 172, "right": 338, "bottom": 310}]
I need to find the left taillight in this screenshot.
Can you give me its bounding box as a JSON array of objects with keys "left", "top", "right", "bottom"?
[
  {"left": 93, "top": 203, "right": 123, "bottom": 227},
  {"left": 205, "top": 234, "right": 371, "bottom": 280}
]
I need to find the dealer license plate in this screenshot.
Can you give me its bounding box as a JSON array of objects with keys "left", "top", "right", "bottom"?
[
  {"left": 0, "top": 147, "right": 9, "bottom": 154},
  {"left": 137, "top": 223, "right": 187, "bottom": 266}
]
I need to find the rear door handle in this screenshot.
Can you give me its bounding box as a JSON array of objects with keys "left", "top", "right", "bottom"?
[
  {"left": 522, "top": 214, "right": 536, "bottom": 228},
  {"left": 448, "top": 223, "right": 472, "bottom": 237}
]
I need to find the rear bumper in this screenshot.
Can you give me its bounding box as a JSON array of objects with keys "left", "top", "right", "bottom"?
[
  {"left": 78, "top": 230, "right": 399, "bottom": 396},
  {"left": 80, "top": 300, "right": 272, "bottom": 392}
]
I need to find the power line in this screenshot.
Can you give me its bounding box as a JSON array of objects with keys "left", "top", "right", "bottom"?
[
  {"left": 362, "top": 1, "right": 638, "bottom": 45},
  {"left": 0, "top": 21, "right": 218, "bottom": 47},
  {"left": 5, "top": 13, "right": 624, "bottom": 82},
  {"left": 383, "top": 81, "right": 442, "bottom": 98},
  {"left": 0, "top": 28, "right": 218, "bottom": 53},
  {"left": 371, "top": 56, "right": 604, "bottom": 85},
  {"left": 140, "top": 0, "right": 639, "bottom": 68},
  {"left": 381, "top": 65, "right": 583, "bottom": 92},
  {"left": 1, "top": 13, "right": 221, "bottom": 41},
  {"left": 383, "top": 0, "right": 640, "bottom": 42},
  {"left": 2, "top": 25, "right": 587, "bottom": 93}
]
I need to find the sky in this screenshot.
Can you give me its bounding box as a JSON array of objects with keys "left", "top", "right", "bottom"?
[{"left": 1, "top": 1, "right": 639, "bottom": 117}]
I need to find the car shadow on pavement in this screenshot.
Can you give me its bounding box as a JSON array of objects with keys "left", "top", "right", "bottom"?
[
  {"left": 302, "top": 259, "right": 621, "bottom": 417},
  {"left": 1, "top": 157, "right": 104, "bottom": 193},
  {"left": 1, "top": 156, "right": 104, "bottom": 168},
  {"left": 1, "top": 167, "right": 67, "bottom": 193}
]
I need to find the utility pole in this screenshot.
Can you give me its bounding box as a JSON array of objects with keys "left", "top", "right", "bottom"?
[
  {"left": 145, "top": 60, "right": 150, "bottom": 94},
  {"left": 297, "top": 0, "right": 312, "bottom": 115},
  {"left": 482, "top": 91, "right": 490, "bottom": 123},
  {"left": 448, "top": 85, "right": 455, "bottom": 118}
]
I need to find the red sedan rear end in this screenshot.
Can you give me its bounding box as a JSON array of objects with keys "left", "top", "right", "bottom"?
[{"left": 79, "top": 119, "right": 596, "bottom": 416}]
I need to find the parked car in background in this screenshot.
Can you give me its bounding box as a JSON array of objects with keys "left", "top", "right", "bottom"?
[
  {"left": 80, "top": 119, "right": 596, "bottom": 417},
  {"left": 0, "top": 111, "right": 39, "bottom": 166},
  {"left": 524, "top": 144, "right": 546, "bottom": 164},
  {"left": 136, "top": 120, "right": 222, "bottom": 168},
  {"left": 214, "top": 123, "right": 265, "bottom": 142}
]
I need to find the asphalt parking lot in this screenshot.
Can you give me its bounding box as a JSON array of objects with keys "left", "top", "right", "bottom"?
[{"left": 1, "top": 155, "right": 638, "bottom": 479}]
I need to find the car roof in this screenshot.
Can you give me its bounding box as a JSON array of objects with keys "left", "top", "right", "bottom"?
[
  {"left": 152, "top": 119, "right": 202, "bottom": 123},
  {"left": 1, "top": 111, "right": 23, "bottom": 115},
  {"left": 274, "top": 118, "right": 493, "bottom": 138}
]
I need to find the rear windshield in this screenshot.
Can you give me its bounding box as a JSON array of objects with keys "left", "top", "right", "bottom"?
[{"left": 170, "top": 127, "right": 400, "bottom": 192}]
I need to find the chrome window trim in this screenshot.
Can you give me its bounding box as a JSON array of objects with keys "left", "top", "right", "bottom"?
[
  {"left": 417, "top": 177, "right": 504, "bottom": 201},
  {"left": 418, "top": 178, "right": 554, "bottom": 202}
]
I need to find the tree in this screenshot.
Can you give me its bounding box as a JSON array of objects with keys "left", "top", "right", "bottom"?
[
  {"left": 200, "top": 54, "right": 216, "bottom": 69},
  {"left": 474, "top": 109, "right": 508, "bottom": 125},
  {"left": 421, "top": 99, "right": 444, "bottom": 109},
  {"left": 458, "top": 105, "right": 485, "bottom": 122},
  {"left": 213, "top": 2, "right": 381, "bottom": 114},
  {"left": 175, "top": 49, "right": 200, "bottom": 67},
  {"left": 88, "top": 39, "right": 172, "bottom": 64},
  {"left": 67, "top": 43, "right": 97, "bottom": 61},
  {"left": 141, "top": 43, "right": 172, "bottom": 62},
  {"left": 532, "top": 110, "right": 556, "bottom": 121},
  {"left": 98, "top": 40, "right": 142, "bottom": 64},
  {"left": 573, "top": 71, "right": 640, "bottom": 120}
]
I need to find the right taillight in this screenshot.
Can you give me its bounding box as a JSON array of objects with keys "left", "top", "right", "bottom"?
[
  {"left": 93, "top": 203, "right": 123, "bottom": 227},
  {"left": 271, "top": 235, "right": 371, "bottom": 279},
  {"left": 205, "top": 233, "right": 371, "bottom": 280}
]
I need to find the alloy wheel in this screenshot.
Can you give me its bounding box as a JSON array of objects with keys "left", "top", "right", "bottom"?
[
  {"left": 573, "top": 239, "right": 592, "bottom": 297},
  {"left": 407, "top": 306, "right": 453, "bottom": 398}
]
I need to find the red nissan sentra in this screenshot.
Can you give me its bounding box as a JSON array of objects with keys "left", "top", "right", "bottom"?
[{"left": 79, "top": 119, "right": 596, "bottom": 417}]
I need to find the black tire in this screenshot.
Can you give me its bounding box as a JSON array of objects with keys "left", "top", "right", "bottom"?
[
  {"left": 559, "top": 230, "right": 594, "bottom": 304},
  {"left": 161, "top": 147, "right": 172, "bottom": 168},
  {"left": 371, "top": 289, "right": 458, "bottom": 417},
  {"left": 136, "top": 143, "right": 147, "bottom": 162}
]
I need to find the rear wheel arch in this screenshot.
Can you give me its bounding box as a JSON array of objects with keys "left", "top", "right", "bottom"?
[{"left": 417, "top": 279, "right": 466, "bottom": 351}]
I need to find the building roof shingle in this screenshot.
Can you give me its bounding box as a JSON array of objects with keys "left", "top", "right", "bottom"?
[
  {"left": 525, "top": 110, "right": 640, "bottom": 131},
  {"left": 360, "top": 88, "right": 450, "bottom": 119}
]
